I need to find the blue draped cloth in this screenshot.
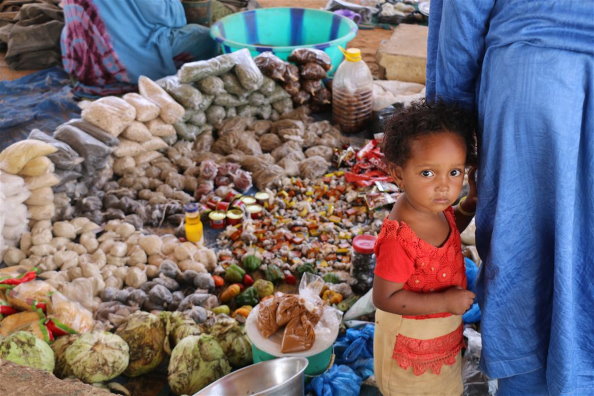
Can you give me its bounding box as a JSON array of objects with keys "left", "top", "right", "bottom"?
[
  {"left": 0, "top": 67, "right": 80, "bottom": 151},
  {"left": 427, "top": 1, "right": 594, "bottom": 395},
  {"left": 60, "top": 0, "right": 217, "bottom": 97}
]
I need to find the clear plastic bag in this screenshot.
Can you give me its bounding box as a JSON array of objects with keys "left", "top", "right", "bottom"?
[
  {"left": 177, "top": 53, "right": 236, "bottom": 83},
  {"left": 288, "top": 48, "right": 332, "bottom": 70},
  {"left": 254, "top": 52, "right": 287, "bottom": 82},
  {"left": 6, "top": 280, "right": 57, "bottom": 311},
  {"left": 463, "top": 327, "right": 498, "bottom": 396},
  {"left": 157, "top": 75, "right": 205, "bottom": 110},
  {"left": 232, "top": 48, "right": 264, "bottom": 91},
  {"left": 80, "top": 96, "right": 136, "bottom": 137},
  {"left": 47, "top": 291, "right": 95, "bottom": 333},
  {"left": 246, "top": 272, "right": 342, "bottom": 356},
  {"left": 0, "top": 139, "right": 57, "bottom": 174},
  {"left": 63, "top": 119, "right": 120, "bottom": 147},
  {"left": 28, "top": 129, "right": 84, "bottom": 170},
  {"left": 54, "top": 125, "right": 112, "bottom": 170},
  {"left": 123, "top": 92, "right": 160, "bottom": 122}
]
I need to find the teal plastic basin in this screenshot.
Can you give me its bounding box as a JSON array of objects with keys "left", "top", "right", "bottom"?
[
  {"left": 210, "top": 7, "right": 358, "bottom": 74},
  {"left": 251, "top": 343, "right": 334, "bottom": 376}
]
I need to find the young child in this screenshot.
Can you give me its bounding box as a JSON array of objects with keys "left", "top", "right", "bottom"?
[{"left": 372, "top": 100, "right": 478, "bottom": 396}]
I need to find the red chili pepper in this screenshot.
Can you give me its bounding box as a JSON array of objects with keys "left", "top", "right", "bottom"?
[
  {"left": 212, "top": 275, "right": 225, "bottom": 288},
  {"left": 46, "top": 320, "right": 69, "bottom": 337},
  {"left": 284, "top": 272, "right": 297, "bottom": 285},
  {"left": 0, "top": 305, "right": 17, "bottom": 315},
  {"left": 35, "top": 302, "right": 47, "bottom": 312},
  {"left": 243, "top": 274, "right": 254, "bottom": 287},
  {"left": 0, "top": 271, "right": 37, "bottom": 286}
]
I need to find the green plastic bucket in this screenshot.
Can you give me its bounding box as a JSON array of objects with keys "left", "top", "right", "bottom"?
[
  {"left": 182, "top": 0, "right": 212, "bottom": 27},
  {"left": 209, "top": 7, "right": 358, "bottom": 75},
  {"left": 251, "top": 343, "right": 333, "bottom": 376}
]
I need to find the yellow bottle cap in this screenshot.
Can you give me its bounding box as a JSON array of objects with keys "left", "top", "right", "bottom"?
[{"left": 340, "top": 47, "right": 362, "bottom": 62}]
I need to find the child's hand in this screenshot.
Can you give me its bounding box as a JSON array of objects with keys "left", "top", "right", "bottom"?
[{"left": 443, "top": 286, "right": 476, "bottom": 315}]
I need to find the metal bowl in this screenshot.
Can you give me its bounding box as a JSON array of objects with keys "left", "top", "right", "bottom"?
[{"left": 195, "top": 357, "right": 309, "bottom": 396}]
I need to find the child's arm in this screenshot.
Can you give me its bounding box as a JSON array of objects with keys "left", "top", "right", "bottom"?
[
  {"left": 455, "top": 166, "right": 477, "bottom": 232},
  {"left": 372, "top": 275, "right": 475, "bottom": 316}
]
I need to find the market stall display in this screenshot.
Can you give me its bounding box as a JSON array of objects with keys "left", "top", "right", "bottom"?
[{"left": 0, "top": 38, "right": 482, "bottom": 395}]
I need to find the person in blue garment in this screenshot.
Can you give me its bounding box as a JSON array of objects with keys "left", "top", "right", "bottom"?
[
  {"left": 426, "top": 1, "right": 594, "bottom": 395},
  {"left": 60, "top": 0, "right": 218, "bottom": 97}
]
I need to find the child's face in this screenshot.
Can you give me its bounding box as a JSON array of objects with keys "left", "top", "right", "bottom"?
[{"left": 391, "top": 131, "right": 467, "bottom": 214}]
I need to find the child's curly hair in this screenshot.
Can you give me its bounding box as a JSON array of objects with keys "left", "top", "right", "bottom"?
[{"left": 382, "top": 99, "right": 477, "bottom": 166}]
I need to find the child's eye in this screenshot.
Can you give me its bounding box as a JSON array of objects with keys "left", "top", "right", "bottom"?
[
  {"left": 450, "top": 169, "right": 462, "bottom": 176},
  {"left": 420, "top": 170, "right": 434, "bottom": 177}
]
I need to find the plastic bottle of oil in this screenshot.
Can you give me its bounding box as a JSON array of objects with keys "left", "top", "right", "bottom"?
[
  {"left": 184, "top": 203, "right": 203, "bottom": 243},
  {"left": 332, "top": 47, "right": 374, "bottom": 135}
]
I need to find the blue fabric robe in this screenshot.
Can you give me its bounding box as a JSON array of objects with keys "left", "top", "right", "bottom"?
[
  {"left": 426, "top": 1, "right": 594, "bottom": 395},
  {"left": 61, "top": 0, "right": 217, "bottom": 97}
]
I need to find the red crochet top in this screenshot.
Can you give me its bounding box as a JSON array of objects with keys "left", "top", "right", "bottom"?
[{"left": 374, "top": 207, "right": 467, "bottom": 320}]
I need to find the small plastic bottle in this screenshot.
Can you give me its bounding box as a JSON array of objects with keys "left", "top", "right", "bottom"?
[
  {"left": 351, "top": 234, "right": 378, "bottom": 294},
  {"left": 184, "top": 203, "right": 203, "bottom": 243},
  {"left": 332, "top": 47, "right": 374, "bottom": 135}
]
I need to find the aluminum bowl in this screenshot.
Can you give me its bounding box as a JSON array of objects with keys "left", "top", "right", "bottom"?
[{"left": 195, "top": 357, "right": 308, "bottom": 396}]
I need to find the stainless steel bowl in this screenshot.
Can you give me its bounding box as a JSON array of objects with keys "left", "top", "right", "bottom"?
[{"left": 195, "top": 357, "right": 309, "bottom": 396}]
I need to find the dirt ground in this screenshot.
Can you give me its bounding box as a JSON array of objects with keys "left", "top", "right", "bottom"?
[
  {"left": 258, "top": 0, "right": 393, "bottom": 78},
  {"left": 0, "top": 359, "right": 116, "bottom": 396}
]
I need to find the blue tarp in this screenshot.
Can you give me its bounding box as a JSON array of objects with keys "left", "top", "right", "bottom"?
[{"left": 0, "top": 67, "right": 80, "bottom": 151}]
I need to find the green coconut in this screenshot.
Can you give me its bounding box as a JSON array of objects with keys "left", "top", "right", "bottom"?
[
  {"left": 208, "top": 315, "right": 252, "bottom": 368},
  {"left": 0, "top": 331, "right": 55, "bottom": 372},
  {"left": 51, "top": 334, "right": 80, "bottom": 378},
  {"left": 167, "top": 334, "right": 231, "bottom": 395},
  {"left": 170, "top": 318, "right": 202, "bottom": 347},
  {"left": 64, "top": 331, "right": 129, "bottom": 383},
  {"left": 115, "top": 311, "right": 166, "bottom": 377}
]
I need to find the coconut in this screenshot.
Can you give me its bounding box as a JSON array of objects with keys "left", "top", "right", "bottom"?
[
  {"left": 208, "top": 315, "right": 253, "bottom": 368},
  {"left": 167, "top": 334, "right": 231, "bottom": 395},
  {"left": 0, "top": 331, "right": 55, "bottom": 372},
  {"left": 51, "top": 334, "right": 80, "bottom": 378},
  {"left": 115, "top": 311, "right": 166, "bottom": 377},
  {"left": 64, "top": 331, "right": 129, "bottom": 383},
  {"left": 170, "top": 317, "right": 202, "bottom": 347}
]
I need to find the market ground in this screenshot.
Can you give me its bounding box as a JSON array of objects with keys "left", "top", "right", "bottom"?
[{"left": 0, "top": 0, "right": 393, "bottom": 81}]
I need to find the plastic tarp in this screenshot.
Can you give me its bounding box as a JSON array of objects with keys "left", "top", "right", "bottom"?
[{"left": 0, "top": 67, "right": 80, "bottom": 151}]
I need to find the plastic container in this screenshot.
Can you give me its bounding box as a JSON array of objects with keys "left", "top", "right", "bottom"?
[
  {"left": 332, "top": 48, "right": 374, "bottom": 135},
  {"left": 351, "top": 234, "right": 377, "bottom": 294},
  {"left": 184, "top": 203, "right": 203, "bottom": 243},
  {"left": 245, "top": 301, "right": 341, "bottom": 376},
  {"left": 209, "top": 8, "right": 358, "bottom": 74}
]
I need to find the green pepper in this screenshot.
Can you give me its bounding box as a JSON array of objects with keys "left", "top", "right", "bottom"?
[
  {"left": 297, "top": 262, "right": 316, "bottom": 276},
  {"left": 224, "top": 264, "right": 246, "bottom": 284},
  {"left": 265, "top": 264, "right": 284, "bottom": 284},
  {"left": 235, "top": 286, "right": 259, "bottom": 307},
  {"left": 323, "top": 273, "right": 340, "bottom": 284},
  {"left": 253, "top": 279, "right": 274, "bottom": 299},
  {"left": 337, "top": 295, "right": 359, "bottom": 312},
  {"left": 242, "top": 255, "right": 262, "bottom": 273}
]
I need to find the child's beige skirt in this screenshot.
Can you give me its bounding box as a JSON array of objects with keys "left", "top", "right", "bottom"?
[{"left": 374, "top": 309, "right": 463, "bottom": 396}]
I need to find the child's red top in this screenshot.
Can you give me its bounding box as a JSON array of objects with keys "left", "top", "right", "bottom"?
[{"left": 374, "top": 207, "right": 467, "bottom": 319}]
